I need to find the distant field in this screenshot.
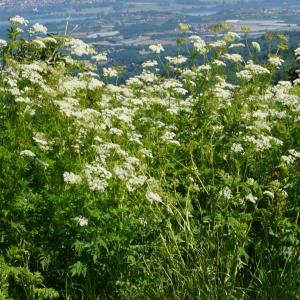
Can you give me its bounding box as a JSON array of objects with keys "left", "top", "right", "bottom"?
[
  {"left": 65, "top": 6, "right": 114, "bottom": 14},
  {"left": 226, "top": 19, "right": 300, "bottom": 35},
  {"left": 1, "top": 0, "right": 300, "bottom": 44}
]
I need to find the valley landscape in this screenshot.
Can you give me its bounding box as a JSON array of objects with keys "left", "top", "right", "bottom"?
[{"left": 1, "top": 0, "right": 300, "bottom": 47}]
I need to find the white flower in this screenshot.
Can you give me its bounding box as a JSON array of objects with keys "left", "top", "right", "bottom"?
[
  {"left": 126, "top": 176, "right": 147, "bottom": 192},
  {"left": 236, "top": 70, "right": 253, "bottom": 81},
  {"left": 29, "top": 23, "right": 48, "bottom": 35},
  {"left": 87, "top": 177, "right": 108, "bottom": 192},
  {"left": 245, "top": 193, "right": 257, "bottom": 204},
  {"left": 92, "top": 53, "right": 108, "bottom": 62},
  {"left": 63, "top": 172, "right": 82, "bottom": 185},
  {"left": 65, "top": 38, "right": 96, "bottom": 56},
  {"left": 114, "top": 164, "right": 133, "bottom": 181},
  {"left": 212, "top": 59, "right": 226, "bottom": 67},
  {"left": 245, "top": 60, "right": 270, "bottom": 75},
  {"left": 16, "top": 28, "right": 23, "bottom": 33},
  {"left": 225, "top": 32, "right": 241, "bottom": 41},
  {"left": 74, "top": 216, "right": 88, "bottom": 227},
  {"left": 9, "top": 15, "right": 29, "bottom": 27},
  {"left": 288, "top": 149, "right": 300, "bottom": 158},
  {"left": 33, "top": 133, "right": 51, "bottom": 151},
  {"left": 278, "top": 189, "right": 288, "bottom": 199},
  {"left": 0, "top": 39, "right": 7, "bottom": 47},
  {"left": 263, "top": 190, "right": 275, "bottom": 199},
  {"left": 194, "top": 41, "right": 207, "bottom": 54},
  {"left": 125, "top": 156, "right": 140, "bottom": 166},
  {"left": 247, "top": 178, "right": 256, "bottom": 185},
  {"left": 252, "top": 42, "right": 261, "bottom": 52},
  {"left": 163, "top": 78, "right": 182, "bottom": 89},
  {"left": 15, "top": 96, "right": 31, "bottom": 104},
  {"left": 222, "top": 53, "right": 243, "bottom": 63},
  {"left": 43, "top": 37, "right": 57, "bottom": 44},
  {"left": 142, "top": 60, "right": 158, "bottom": 68},
  {"left": 212, "top": 125, "right": 224, "bottom": 131},
  {"left": 281, "top": 155, "right": 296, "bottom": 165},
  {"left": 149, "top": 44, "right": 164, "bottom": 54},
  {"left": 198, "top": 64, "right": 212, "bottom": 72},
  {"left": 165, "top": 55, "right": 187, "bottom": 65},
  {"left": 229, "top": 43, "right": 245, "bottom": 49},
  {"left": 146, "top": 191, "right": 162, "bottom": 203},
  {"left": 190, "top": 36, "right": 207, "bottom": 53},
  {"left": 10, "top": 87, "right": 21, "bottom": 96},
  {"left": 87, "top": 78, "right": 104, "bottom": 90},
  {"left": 140, "top": 148, "right": 153, "bottom": 159},
  {"left": 268, "top": 56, "right": 284, "bottom": 68},
  {"left": 161, "top": 131, "right": 180, "bottom": 146},
  {"left": 84, "top": 163, "right": 112, "bottom": 192},
  {"left": 173, "top": 87, "right": 188, "bottom": 95},
  {"left": 60, "top": 77, "right": 86, "bottom": 95},
  {"left": 189, "top": 35, "right": 204, "bottom": 43},
  {"left": 231, "top": 143, "right": 244, "bottom": 154},
  {"left": 138, "top": 71, "right": 157, "bottom": 83},
  {"left": 294, "top": 47, "right": 300, "bottom": 57},
  {"left": 244, "top": 135, "right": 282, "bottom": 152},
  {"left": 109, "top": 127, "right": 123, "bottom": 136},
  {"left": 129, "top": 133, "right": 143, "bottom": 145},
  {"left": 210, "top": 40, "right": 226, "bottom": 48},
  {"left": 126, "top": 77, "right": 143, "bottom": 86},
  {"left": 32, "top": 39, "right": 46, "bottom": 48},
  {"left": 219, "top": 187, "right": 232, "bottom": 200},
  {"left": 20, "top": 150, "right": 36, "bottom": 157},
  {"left": 103, "top": 67, "right": 118, "bottom": 77},
  {"left": 80, "top": 71, "right": 100, "bottom": 78}
]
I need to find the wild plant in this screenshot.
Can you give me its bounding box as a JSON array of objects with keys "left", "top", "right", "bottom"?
[{"left": 0, "top": 16, "right": 299, "bottom": 299}]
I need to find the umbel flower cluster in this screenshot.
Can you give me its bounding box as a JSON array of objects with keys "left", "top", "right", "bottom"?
[{"left": 0, "top": 17, "right": 300, "bottom": 299}]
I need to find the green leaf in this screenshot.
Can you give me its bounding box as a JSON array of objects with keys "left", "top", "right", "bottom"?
[{"left": 70, "top": 261, "right": 87, "bottom": 278}]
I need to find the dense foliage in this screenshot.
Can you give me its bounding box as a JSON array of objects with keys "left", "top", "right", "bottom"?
[{"left": 0, "top": 17, "right": 300, "bottom": 299}]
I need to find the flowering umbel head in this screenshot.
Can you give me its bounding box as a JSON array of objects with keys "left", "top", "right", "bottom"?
[
  {"left": 9, "top": 15, "right": 29, "bottom": 27},
  {"left": 149, "top": 44, "right": 164, "bottom": 54},
  {"left": 0, "top": 39, "right": 7, "bottom": 48},
  {"left": 252, "top": 42, "right": 261, "bottom": 52},
  {"left": 74, "top": 216, "right": 88, "bottom": 227},
  {"left": 29, "top": 23, "right": 48, "bottom": 35}
]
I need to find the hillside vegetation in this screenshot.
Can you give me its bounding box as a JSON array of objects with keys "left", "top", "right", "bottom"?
[{"left": 0, "top": 17, "right": 300, "bottom": 299}]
